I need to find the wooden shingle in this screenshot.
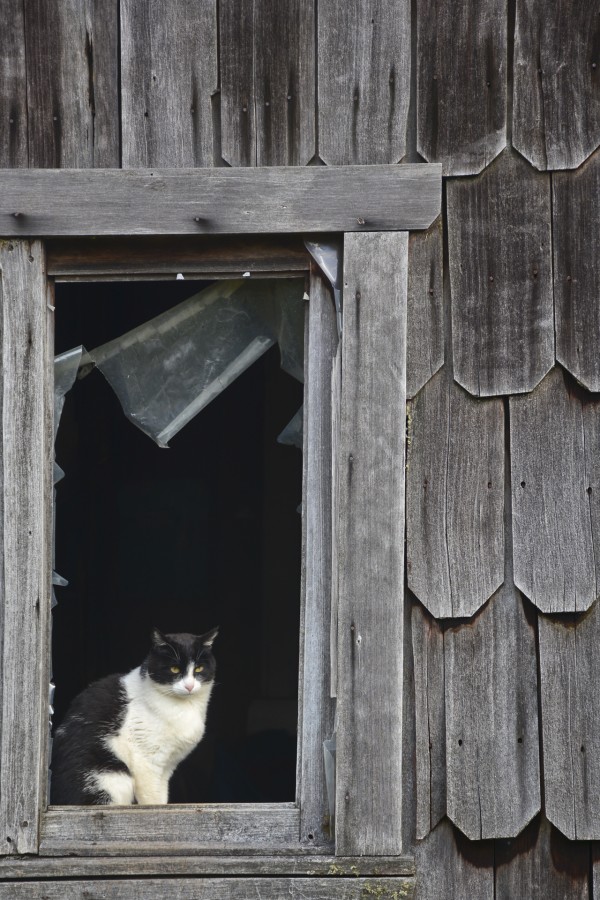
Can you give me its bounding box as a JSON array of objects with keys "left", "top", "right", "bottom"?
[
  {"left": 447, "top": 149, "right": 554, "bottom": 397},
  {"left": 553, "top": 150, "right": 600, "bottom": 391},
  {"left": 511, "top": 367, "right": 600, "bottom": 614},
  {"left": 121, "top": 0, "right": 217, "bottom": 167},
  {"left": 407, "top": 217, "right": 444, "bottom": 400},
  {"left": 407, "top": 369, "right": 504, "bottom": 619},
  {"left": 513, "top": 0, "right": 600, "bottom": 171},
  {"left": 416, "top": 0, "right": 506, "bottom": 175},
  {"left": 318, "top": 0, "right": 410, "bottom": 164}
]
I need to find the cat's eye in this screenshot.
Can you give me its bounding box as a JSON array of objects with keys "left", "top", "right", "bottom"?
[
  {"left": 194, "top": 666, "right": 204, "bottom": 673},
  {"left": 170, "top": 666, "right": 180, "bottom": 674}
]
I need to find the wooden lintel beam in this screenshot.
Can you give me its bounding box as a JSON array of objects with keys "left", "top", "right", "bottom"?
[{"left": 0, "top": 165, "right": 441, "bottom": 237}]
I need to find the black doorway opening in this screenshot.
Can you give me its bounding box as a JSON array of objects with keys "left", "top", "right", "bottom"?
[{"left": 53, "top": 279, "right": 303, "bottom": 803}]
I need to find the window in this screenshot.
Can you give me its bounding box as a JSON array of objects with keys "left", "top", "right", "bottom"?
[{"left": 0, "top": 163, "right": 439, "bottom": 862}]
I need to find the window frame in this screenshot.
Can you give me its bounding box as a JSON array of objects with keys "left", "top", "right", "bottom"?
[{"left": 0, "top": 163, "right": 439, "bottom": 866}]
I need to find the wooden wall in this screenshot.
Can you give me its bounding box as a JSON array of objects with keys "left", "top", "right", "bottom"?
[{"left": 3, "top": 0, "right": 600, "bottom": 896}]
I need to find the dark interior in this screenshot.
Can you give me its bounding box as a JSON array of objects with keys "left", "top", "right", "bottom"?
[{"left": 52, "top": 279, "right": 303, "bottom": 803}]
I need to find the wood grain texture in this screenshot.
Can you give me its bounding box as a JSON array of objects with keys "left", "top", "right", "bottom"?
[
  {"left": 219, "top": 0, "right": 255, "bottom": 166},
  {"left": 0, "top": 241, "right": 52, "bottom": 854},
  {"left": 335, "top": 232, "right": 408, "bottom": 855},
  {"left": 41, "top": 805, "right": 301, "bottom": 855},
  {"left": 411, "top": 600, "right": 446, "bottom": 840},
  {"left": 0, "top": 855, "right": 416, "bottom": 879},
  {"left": 318, "top": 0, "right": 410, "bottom": 165},
  {"left": 414, "top": 819, "right": 494, "bottom": 900},
  {"left": 496, "top": 815, "right": 590, "bottom": 900},
  {"left": 46, "top": 236, "right": 310, "bottom": 278},
  {"left": 0, "top": 165, "right": 442, "bottom": 236},
  {"left": 0, "top": 0, "right": 27, "bottom": 166},
  {"left": 511, "top": 367, "right": 600, "bottom": 614},
  {"left": 254, "top": 0, "right": 315, "bottom": 166},
  {"left": 24, "top": 0, "right": 119, "bottom": 167},
  {"left": 447, "top": 149, "right": 554, "bottom": 397},
  {"left": 406, "top": 370, "right": 504, "bottom": 619},
  {"left": 553, "top": 150, "right": 600, "bottom": 391},
  {"left": 444, "top": 585, "right": 540, "bottom": 839},
  {"left": 513, "top": 0, "right": 600, "bottom": 171},
  {"left": 407, "top": 217, "right": 444, "bottom": 399},
  {"left": 539, "top": 600, "right": 600, "bottom": 840},
  {"left": 416, "top": 0, "right": 506, "bottom": 175},
  {"left": 120, "top": 0, "right": 217, "bottom": 167},
  {"left": 298, "top": 270, "right": 337, "bottom": 846},
  {"left": 0, "top": 877, "right": 414, "bottom": 900}
]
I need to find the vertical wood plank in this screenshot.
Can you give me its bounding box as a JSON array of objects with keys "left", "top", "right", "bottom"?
[
  {"left": 406, "top": 369, "right": 504, "bottom": 619},
  {"left": 411, "top": 599, "right": 446, "bottom": 840},
  {"left": 407, "top": 217, "right": 444, "bottom": 400},
  {"left": 539, "top": 600, "right": 600, "bottom": 840},
  {"left": 513, "top": 0, "right": 600, "bottom": 171},
  {"left": 444, "top": 586, "right": 540, "bottom": 839},
  {"left": 121, "top": 0, "right": 218, "bottom": 167},
  {"left": 496, "top": 816, "right": 590, "bottom": 900},
  {"left": 219, "top": 0, "right": 255, "bottom": 166},
  {"left": 447, "top": 149, "right": 554, "bottom": 397},
  {"left": 25, "top": 0, "right": 119, "bottom": 167},
  {"left": 416, "top": 0, "right": 506, "bottom": 175},
  {"left": 511, "top": 367, "right": 600, "bottom": 614},
  {"left": 553, "top": 150, "right": 600, "bottom": 391},
  {"left": 254, "top": 0, "right": 315, "bottom": 166},
  {"left": 298, "top": 269, "right": 337, "bottom": 846},
  {"left": 318, "top": 0, "right": 410, "bottom": 165},
  {"left": 0, "top": 241, "right": 52, "bottom": 854},
  {"left": 335, "top": 232, "right": 407, "bottom": 855},
  {"left": 415, "top": 819, "right": 494, "bottom": 900},
  {"left": 0, "top": 0, "right": 28, "bottom": 166}
]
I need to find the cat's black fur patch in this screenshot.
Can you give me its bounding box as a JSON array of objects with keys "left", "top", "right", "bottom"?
[{"left": 50, "top": 674, "right": 130, "bottom": 804}]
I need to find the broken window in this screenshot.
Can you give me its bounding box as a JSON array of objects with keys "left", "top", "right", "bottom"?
[{"left": 52, "top": 277, "right": 306, "bottom": 803}]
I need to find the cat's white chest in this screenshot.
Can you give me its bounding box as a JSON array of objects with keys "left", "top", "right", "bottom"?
[{"left": 105, "top": 668, "right": 212, "bottom": 802}]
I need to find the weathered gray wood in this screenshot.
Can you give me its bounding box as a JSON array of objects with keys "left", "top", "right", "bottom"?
[
  {"left": 24, "top": 0, "right": 119, "bottom": 167},
  {"left": 511, "top": 366, "right": 600, "bottom": 614},
  {"left": 539, "top": 599, "right": 600, "bottom": 840},
  {"left": 406, "top": 370, "right": 504, "bottom": 618},
  {"left": 402, "top": 593, "right": 418, "bottom": 850},
  {"left": 0, "top": 0, "right": 27, "bottom": 166},
  {"left": 0, "top": 165, "right": 441, "bottom": 236},
  {"left": 0, "top": 878, "right": 415, "bottom": 900},
  {"left": 513, "top": 0, "right": 600, "bottom": 171},
  {"left": 329, "top": 343, "right": 341, "bottom": 699},
  {"left": 46, "top": 236, "right": 310, "bottom": 277},
  {"left": 318, "top": 0, "right": 410, "bottom": 165},
  {"left": 254, "top": 0, "right": 315, "bottom": 166},
  {"left": 447, "top": 149, "right": 554, "bottom": 397},
  {"left": 219, "top": 0, "right": 255, "bottom": 166},
  {"left": 496, "top": 816, "right": 590, "bottom": 899},
  {"left": 120, "top": 0, "right": 217, "bottom": 167},
  {"left": 0, "top": 855, "right": 416, "bottom": 878},
  {"left": 0, "top": 241, "right": 52, "bottom": 855},
  {"left": 553, "top": 150, "right": 600, "bottom": 391},
  {"left": 298, "top": 269, "right": 337, "bottom": 846},
  {"left": 444, "top": 585, "right": 540, "bottom": 839},
  {"left": 416, "top": 0, "right": 506, "bottom": 175},
  {"left": 414, "top": 819, "right": 494, "bottom": 900},
  {"left": 411, "top": 599, "right": 446, "bottom": 840},
  {"left": 407, "top": 217, "right": 444, "bottom": 399},
  {"left": 335, "top": 232, "right": 407, "bottom": 855},
  {"left": 41, "top": 805, "right": 301, "bottom": 855}
]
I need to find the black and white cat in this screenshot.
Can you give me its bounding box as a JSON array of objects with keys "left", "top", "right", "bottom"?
[{"left": 50, "top": 627, "right": 218, "bottom": 805}]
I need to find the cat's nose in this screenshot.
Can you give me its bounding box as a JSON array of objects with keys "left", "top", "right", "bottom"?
[{"left": 183, "top": 679, "right": 195, "bottom": 693}]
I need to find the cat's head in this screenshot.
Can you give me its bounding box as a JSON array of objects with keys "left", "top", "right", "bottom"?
[{"left": 142, "top": 627, "right": 218, "bottom": 698}]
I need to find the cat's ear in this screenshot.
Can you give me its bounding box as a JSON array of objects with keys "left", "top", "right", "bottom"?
[
  {"left": 200, "top": 627, "right": 219, "bottom": 649},
  {"left": 151, "top": 628, "right": 169, "bottom": 648}
]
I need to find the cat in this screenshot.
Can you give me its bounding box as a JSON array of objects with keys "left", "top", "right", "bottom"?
[{"left": 50, "top": 627, "right": 218, "bottom": 805}]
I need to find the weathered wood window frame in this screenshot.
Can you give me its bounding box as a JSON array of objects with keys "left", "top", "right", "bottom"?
[{"left": 0, "top": 165, "right": 440, "bottom": 864}]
